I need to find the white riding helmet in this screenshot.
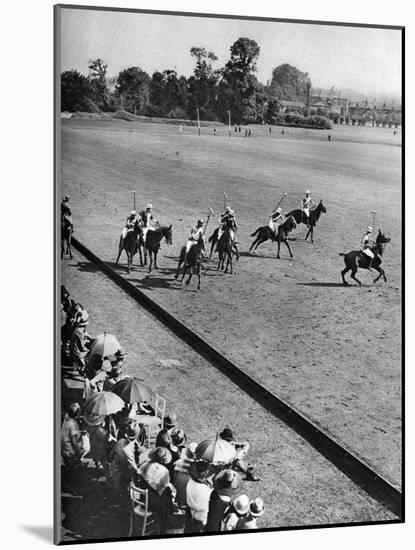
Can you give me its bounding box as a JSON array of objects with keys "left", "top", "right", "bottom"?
[
  {"left": 146, "top": 203, "right": 153, "bottom": 210},
  {"left": 131, "top": 210, "right": 136, "bottom": 215},
  {"left": 276, "top": 207, "right": 282, "bottom": 213},
  {"left": 306, "top": 190, "right": 311, "bottom": 194},
  {"left": 225, "top": 206, "right": 231, "bottom": 212},
  {"left": 233, "top": 494, "right": 250, "bottom": 515},
  {"left": 367, "top": 226, "right": 372, "bottom": 233},
  {"left": 197, "top": 219, "right": 204, "bottom": 226}
]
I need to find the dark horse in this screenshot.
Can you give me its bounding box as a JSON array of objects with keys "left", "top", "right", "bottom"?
[
  {"left": 141, "top": 225, "right": 173, "bottom": 273},
  {"left": 175, "top": 236, "right": 205, "bottom": 290},
  {"left": 249, "top": 216, "right": 297, "bottom": 258},
  {"left": 115, "top": 219, "right": 143, "bottom": 273},
  {"left": 285, "top": 200, "right": 327, "bottom": 243},
  {"left": 217, "top": 226, "right": 236, "bottom": 274},
  {"left": 340, "top": 229, "right": 390, "bottom": 286},
  {"left": 208, "top": 219, "right": 239, "bottom": 260},
  {"left": 61, "top": 215, "right": 73, "bottom": 259}
]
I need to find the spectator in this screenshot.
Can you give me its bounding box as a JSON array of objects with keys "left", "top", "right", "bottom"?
[
  {"left": 205, "top": 469, "right": 243, "bottom": 533},
  {"left": 219, "top": 427, "right": 260, "bottom": 481},
  {"left": 69, "top": 310, "right": 91, "bottom": 374},
  {"left": 109, "top": 422, "right": 142, "bottom": 495},
  {"left": 103, "top": 364, "right": 125, "bottom": 392},
  {"left": 61, "top": 402, "right": 83, "bottom": 467},
  {"left": 173, "top": 443, "right": 197, "bottom": 507},
  {"left": 88, "top": 420, "right": 114, "bottom": 478},
  {"left": 222, "top": 493, "right": 250, "bottom": 531},
  {"left": 185, "top": 461, "right": 213, "bottom": 533},
  {"left": 171, "top": 428, "right": 187, "bottom": 462},
  {"left": 136, "top": 447, "right": 176, "bottom": 534},
  {"left": 156, "top": 413, "right": 178, "bottom": 447},
  {"left": 236, "top": 497, "right": 265, "bottom": 529},
  {"left": 89, "top": 359, "right": 112, "bottom": 393}
]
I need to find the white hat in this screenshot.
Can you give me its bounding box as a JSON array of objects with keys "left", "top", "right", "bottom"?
[
  {"left": 276, "top": 207, "right": 282, "bottom": 213},
  {"left": 367, "top": 226, "right": 372, "bottom": 233},
  {"left": 131, "top": 210, "right": 136, "bottom": 215},
  {"left": 233, "top": 494, "right": 250, "bottom": 515},
  {"left": 146, "top": 203, "right": 153, "bottom": 210},
  {"left": 306, "top": 190, "right": 310, "bottom": 194}
]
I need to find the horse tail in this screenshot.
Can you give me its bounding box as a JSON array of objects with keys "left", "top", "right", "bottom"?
[
  {"left": 251, "top": 227, "right": 261, "bottom": 237},
  {"left": 208, "top": 233, "right": 214, "bottom": 243}
]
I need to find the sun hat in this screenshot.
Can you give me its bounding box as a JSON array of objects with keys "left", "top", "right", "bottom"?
[
  {"left": 233, "top": 494, "right": 250, "bottom": 515},
  {"left": 124, "top": 422, "right": 141, "bottom": 441},
  {"left": 146, "top": 203, "right": 153, "bottom": 210},
  {"left": 149, "top": 446, "right": 172, "bottom": 465},
  {"left": 130, "top": 210, "right": 136, "bottom": 215},
  {"left": 219, "top": 428, "right": 234, "bottom": 442},
  {"left": 156, "top": 430, "right": 176, "bottom": 452},
  {"left": 213, "top": 469, "right": 243, "bottom": 497},
  {"left": 367, "top": 226, "right": 372, "bottom": 233},
  {"left": 68, "top": 402, "right": 81, "bottom": 418},
  {"left": 63, "top": 195, "right": 70, "bottom": 201},
  {"left": 163, "top": 413, "right": 177, "bottom": 429},
  {"left": 249, "top": 497, "right": 265, "bottom": 517}
]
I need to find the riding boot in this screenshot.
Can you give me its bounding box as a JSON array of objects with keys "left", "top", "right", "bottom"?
[{"left": 367, "top": 258, "right": 373, "bottom": 272}]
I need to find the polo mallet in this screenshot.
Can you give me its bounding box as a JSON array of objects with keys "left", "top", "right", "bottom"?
[
  {"left": 370, "top": 210, "right": 377, "bottom": 238},
  {"left": 131, "top": 190, "right": 137, "bottom": 211},
  {"left": 201, "top": 207, "right": 214, "bottom": 268},
  {"left": 223, "top": 193, "right": 228, "bottom": 210},
  {"left": 271, "top": 193, "right": 288, "bottom": 216}
]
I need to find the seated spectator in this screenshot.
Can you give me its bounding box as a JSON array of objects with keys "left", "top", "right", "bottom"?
[
  {"left": 171, "top": 429, "right": 187, "bottom": 462},
  {"left": 172, "top": 443, "right": 197, "bottom": 508},
  {"left": 135, "top": 447, "right": 175, "bottom": 534},
  {"left": 219, "top": 427, "right": 260, "bottom": 481},
  {"left": 137, "top": 401, "right": 155, "bottom": 416},
  {"left": 221, "top": 494, "right": 250, "bottom": 531},
  {"left": 61, "top": 403, "right": 83, "bottom": 467},
  {"left": 109, "top": 422, "right": 142, "bottom": 496},
  {"left": 103, "top": 364, "right": 124, "bottom": 392},
  {"left": 88, "top": 418, "right": 117, "bottom": 478},
  {"left": 205, "top": 469, "right": 243, "bottom": 533},
  {"left": 184, "top": 461, "right": 213, "bottom": 533},
  {"left": 89, "top": 359, "right": 112, "bottom": 393},
  {"left": 155, "top": 413, "right": 177, "bottom": 447},
  {"left": 235, "top": 497, "right": 265, "bottom": 529},
  {"left": 107, "top": 348, "right": 127, "bottom": 368}
]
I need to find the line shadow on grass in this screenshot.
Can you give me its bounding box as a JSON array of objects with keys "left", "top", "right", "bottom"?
[{"left": 297, "top": 282, "right": 356, "bottom": 288}]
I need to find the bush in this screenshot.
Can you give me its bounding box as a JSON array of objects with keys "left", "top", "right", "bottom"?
[{"left": 166, "top": 107, "right": 188, "bottom": 120}]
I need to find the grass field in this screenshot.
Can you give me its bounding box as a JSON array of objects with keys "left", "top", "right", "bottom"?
[{"left": 61, "top": 118, "right": 402, "bottom": 490}]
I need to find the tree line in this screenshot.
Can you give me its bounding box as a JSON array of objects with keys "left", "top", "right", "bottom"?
[{"left": 61, "top": 37, "right": 327, "bottom": 127}]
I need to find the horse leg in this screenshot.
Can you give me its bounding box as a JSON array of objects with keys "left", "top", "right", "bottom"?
[
  {"left": 197, "top": 265, "right": 201, "bottom": 290},
  {"left": 68, "top": 239, "right": 73, "bottom": 259},
  {"left": 154, "top": 249, "right": 158, "bottom": 270},
  {"left": 228, "top": 252, "right": 233, "bottom": 274},
  {"left": 341, "top": 266, "right": 350, "bottom": 285},
  {"left": 115, "top": 246, "right": 122, "bottom": 265},
  {"left": 373, "top": 265, "right": 384, "bottom": 284},
  {"left": 233, "top": 243, "right": 240, "bottom": 260},
  {"left": 284, "top": 239, "right": 293, "bottom": 258},
  {"left": 277, "top": 240, "right": 281, "bottom": 259},
  {"left": 126, "top": 252, "right": 131, "bottom": 274},
  {"left": 138, "top": 245, "right": 143, "bottom": 267},
  {"left": 350, "top": 269, "right": 362, "bottom": 287},
  {"left": 175, "top": 258, "right": 182, "bottom": 279},
  {"left": 181, "top": 264, "right": 187, "bottom": 282},
  {"left": 209, "top": 235, "right": 216, "bottom": 259},
  {"left": 186, "top": 272, "right": 192, "bottom": 286},
  {"left": 148, "top": 252, "right": 152, "bottom": 273}
]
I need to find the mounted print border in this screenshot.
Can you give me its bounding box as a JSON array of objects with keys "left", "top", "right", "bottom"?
[{"left": 54, "top": 4, "right": 404, "bottom": 545}]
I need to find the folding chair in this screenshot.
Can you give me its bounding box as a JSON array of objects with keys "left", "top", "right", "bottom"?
[
  {"left": 143, "top": 394, "right": 166, "bottom": 448},
  {"left": 128, "top": 482, "right": 160, "bottom": 537}
]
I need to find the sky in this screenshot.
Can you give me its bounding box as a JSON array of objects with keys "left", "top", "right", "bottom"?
[{"left": 59, "top": 7, "right": 402, "bottom": 98}]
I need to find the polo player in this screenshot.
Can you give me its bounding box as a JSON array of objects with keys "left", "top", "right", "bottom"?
[
  {"left": 268, "top": 207, "right": 284, "bottom": 237},
  {"left": 120, "top": 210, "right": 139, "bottom": 245},
  {"left": 301, "top": 190, "right": 316, "bottom": 227},
  {"left": 185, "top": 219, "right": 205, "bottom": 260},
  {"left": 139, "top": 203, "right": 155, "bottom": 244},
  {"left": 361, "top": 226, "right": 375, "bottom": 271},
  {"left": 217, "top": 207, "right": 237, "bottom": 243}
]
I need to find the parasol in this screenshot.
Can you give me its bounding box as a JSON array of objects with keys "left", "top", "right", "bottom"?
[
  {"left": 82, "top": 391, "right": 124, "bottom": 424},
  {"left": 195, "top": 434, "right": 237, "bottom": 465},
  {"left": 112, "top": 377, "right": 152, "bottom": 404},
  {"left": 89, "top": 333, "right": 120, "bottom": 358}
]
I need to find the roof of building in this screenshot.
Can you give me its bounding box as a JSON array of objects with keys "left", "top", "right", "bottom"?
[{"left": 279, "top": 100, "right": 305, "bottom": 107}]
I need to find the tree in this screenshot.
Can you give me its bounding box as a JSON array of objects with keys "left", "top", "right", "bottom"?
[
  {"left": 267, "top": 64, "right": 311, "bottom": 102},
  {"left": 187, "top": 47, "right": 219, "bottom": 119},
  {"left": 61, "top": 70, "right": 95, "bottom": 112},
  {"left": 148, "top": 70, "right": 187, "bottom": 117},
  {"left": 87, "top": 58, "right": 113, "bottom": 111},
  {"left": 116, "top": 67, "right": 151, "bottom": 114},
  {"left": 216, "top": 38, "right": 261, "bottom": 124}
]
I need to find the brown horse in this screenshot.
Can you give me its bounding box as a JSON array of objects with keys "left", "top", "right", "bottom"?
[
  {"left": 115, "top": 220, "right": 143, "bottom": 273},
  {"left": 340, "top": 229, "right": 390, "bottom": 286},
  {"left": 285, "top": 200, "right": 326, "bottom": 242},
  {"left": 141, "top": 225, "right": 173, "bottom": 273},
  {"left": 216, "top": 225, "right": 236, "bottom": 274},
  {"left": 208, "top": 218, "right": 239, "bottom": 260},
  {"left": 249, "top": 216, "right": 297, "bottom": 258},
  {"left": 175, "top": 236, "right": 205, "bottom": 290},
  {"left": 61, "top": 215, "right": 73, "bottom": 259}
]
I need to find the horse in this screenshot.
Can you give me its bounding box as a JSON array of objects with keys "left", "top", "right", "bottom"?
[
  {"left": 208, "top": 219, "right": 239, "bottom": 260},
  {"left": 175, "top": 236, "right": 205, "bottom": 290},
  {"left": 115, "top": 219, "right": 143, "bottom": 273},
  {"left": 249, "top": 216, "right": 297, "bottom": 258},
  {"left": 286, "top": 200, "right": 327, "bottom": 243},
  {"left": 141, "top": 225, "right": 173, "bottom": 273},
  {"left": 61, "top": 215, "right": 73, "bottom": 259},
  {"left": 340, "top": 229, "right": 390, "bottom": 286},
  {"left": 217, "top": 226, "right": 236, "bottom": 274}
]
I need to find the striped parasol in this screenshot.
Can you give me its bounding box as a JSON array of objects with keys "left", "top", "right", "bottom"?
[{"left": 195, "top": 434, "right": 237, "bottom": 465}]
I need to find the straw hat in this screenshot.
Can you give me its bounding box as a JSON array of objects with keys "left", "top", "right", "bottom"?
[
  {"left": 249, "top": 497, "right": 265, "bottom": 517},
  {"left": 213, "top": 469, "right": 243, "bottom": 496}
]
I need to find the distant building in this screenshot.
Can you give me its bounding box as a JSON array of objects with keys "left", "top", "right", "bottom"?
[{"left": 348, "top": 102, "right": 401, "bottom": 127}]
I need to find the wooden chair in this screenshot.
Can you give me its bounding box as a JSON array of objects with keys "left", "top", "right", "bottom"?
[
  {"left": 128, "top": 482, "right": 160, "bottom": 537},
  {"left": 143, "top": 394, "right": 166, "bottom": 448}
]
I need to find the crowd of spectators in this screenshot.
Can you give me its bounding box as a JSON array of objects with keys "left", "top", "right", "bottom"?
[{"left": 60, "top": 285, "right": 265, "bottom": 536}]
